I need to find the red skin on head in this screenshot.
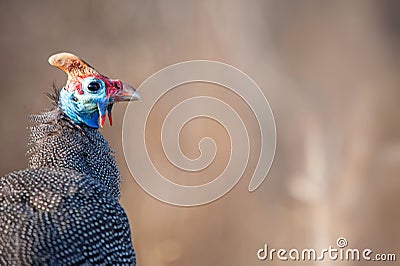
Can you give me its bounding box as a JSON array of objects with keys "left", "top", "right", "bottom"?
[{"left": 65, "top": 74, "right": 123, "bottom": 99}]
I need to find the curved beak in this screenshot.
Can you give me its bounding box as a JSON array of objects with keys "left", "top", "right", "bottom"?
[{"left": 110, "top": 82, "right": 141, "bottom": 102}]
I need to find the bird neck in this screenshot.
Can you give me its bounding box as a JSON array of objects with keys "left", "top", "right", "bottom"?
[{"left": 27, "top": 107, "right": 121, "bottom": 199}]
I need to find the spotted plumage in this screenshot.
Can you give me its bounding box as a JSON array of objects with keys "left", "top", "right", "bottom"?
[{"left": 0, "top": 53, "right": 140, "bottom": 265}]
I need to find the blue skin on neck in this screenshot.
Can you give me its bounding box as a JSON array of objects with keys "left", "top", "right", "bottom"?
[{"left": 59, "top": 77, "right": 109, "bottom": 129}]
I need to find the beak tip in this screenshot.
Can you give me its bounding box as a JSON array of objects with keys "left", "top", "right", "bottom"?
[{"left": 132, "top": 91, "right": 141, "bottom": 101}]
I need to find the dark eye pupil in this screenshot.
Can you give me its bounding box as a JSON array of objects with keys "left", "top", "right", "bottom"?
[{"left": 87, "top": 82, "right": 100, "bottom": 91}]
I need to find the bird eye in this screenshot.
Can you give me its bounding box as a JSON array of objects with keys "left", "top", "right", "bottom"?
[{"left": 87, "top": 81, "right": 101, "bottom": 92}]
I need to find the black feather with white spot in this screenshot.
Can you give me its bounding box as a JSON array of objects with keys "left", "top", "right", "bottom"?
[{"left": 0, "top": 87, "right": 136, "bottom": 265}]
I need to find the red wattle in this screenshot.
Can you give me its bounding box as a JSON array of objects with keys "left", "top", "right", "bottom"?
[
  {"left": 107, "top": 103, "right": 114, "bottom": 127},
  {"left": 108, "top": 113, "right": 113, "bottom": 126},
  {"left": 100, "top": 114, "right": 106, "bottom": 128}
]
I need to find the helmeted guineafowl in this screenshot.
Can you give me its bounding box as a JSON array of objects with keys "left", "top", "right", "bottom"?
[{"left": 0, "top": 52, "right": 140, "bottom": 265}]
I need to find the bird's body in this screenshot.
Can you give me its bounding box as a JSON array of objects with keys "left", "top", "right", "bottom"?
[{"left": 0, "top": 53, "right": 140, "bottom": 265}]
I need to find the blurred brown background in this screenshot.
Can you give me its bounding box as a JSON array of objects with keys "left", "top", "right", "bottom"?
[{"left": 1, "top": 1, "right": 399, "bottom": 265}]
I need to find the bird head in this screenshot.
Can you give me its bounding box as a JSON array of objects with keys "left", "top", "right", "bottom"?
[{"left": 48, "top": 52, "right": 141, "bottom": 128}]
